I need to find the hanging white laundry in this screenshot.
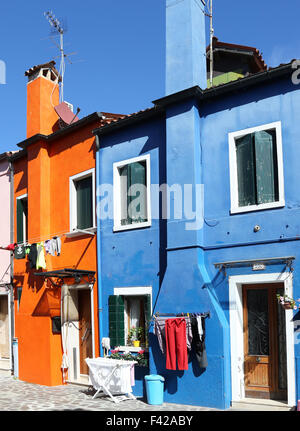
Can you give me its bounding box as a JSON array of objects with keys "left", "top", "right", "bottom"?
[
  {"left": 196, "top": 316, "right": 203, "bottom": 340},
  {"left": 102, "top": 337, "right": 111, "bottom": 356}
]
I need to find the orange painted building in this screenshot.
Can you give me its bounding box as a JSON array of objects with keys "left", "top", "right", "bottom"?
[{"left": 12, "top": 61, "right": 123, "bottom": 386}]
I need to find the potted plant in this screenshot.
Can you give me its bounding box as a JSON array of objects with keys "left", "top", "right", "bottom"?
[
  {"left": 109, "top": 349, "right": 149, "bottom": 367},
  {"left": 276, "top": 294, "right": 299, "bottom": 310},
  {"left": 128, "top": 326, "right": 144, "bottom": 347}
]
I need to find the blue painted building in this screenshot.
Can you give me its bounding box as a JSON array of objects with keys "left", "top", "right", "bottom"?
[{"left": 93, "top": 0, "right": 300, "bottom": 409}]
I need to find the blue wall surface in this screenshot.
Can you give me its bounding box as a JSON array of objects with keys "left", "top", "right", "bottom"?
[{"left": 96, "top": 75, "right": 300, "bottom": 409}]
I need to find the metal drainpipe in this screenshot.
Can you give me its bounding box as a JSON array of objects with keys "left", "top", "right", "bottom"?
[
  {"left": 95, "top": 135, "right": 103, "bottom": 357},
  {"left": 8, "top": 155, "right": 15, "bottom": 373}
]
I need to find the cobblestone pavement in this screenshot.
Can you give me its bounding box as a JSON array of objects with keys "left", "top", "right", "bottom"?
[
  {"left": 0, "top": 375, "right": 218, "bottom": 411},
  {"left": 0, "top": 374, "right": 294, "bottom": 412}
]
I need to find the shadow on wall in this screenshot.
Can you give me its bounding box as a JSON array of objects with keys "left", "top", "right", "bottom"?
[
  {"left": 32, "top": 285, "right": 61, "bottom": 317},
  {"left": 201, "top": 76, "right": 297, "bottom": 118},
  {"left": 13, "top": 274, "right": 25, "bottom": 290},
  {"left": 26, "top": 262, "right": 45, "bottom": 292},
  {"left": 64, "top": 235, "right": 95, "bottom": 269},
  {"left": 14, "top": 169, "right": 27, "bottom": 194},
  {"left": 135, "top": 364, "right": 149, "bottom": 399},
  {"left": 149, "top": 332, "right": 206, "bottom": 395}
]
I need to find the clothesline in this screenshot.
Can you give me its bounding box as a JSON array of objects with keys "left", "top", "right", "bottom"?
[
  {"left": 16, "top": 231, "right": 67, "bottom": 246},
  {"left": 153, "top": 311, "right": 211, "bottom": 319},
  {"left": 0, "top": 230, "right": 69, "bottom": 250}
]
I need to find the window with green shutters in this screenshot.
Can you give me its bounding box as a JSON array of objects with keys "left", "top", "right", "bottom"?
[
  {"left": 120, "top": 161, "right": 147, "bottom": 225},
  {"left": 70, "top": 169, "right": 95, "bottom": 233},
  {"left": 236, "top": 129, "right": 279, "bottom": 207},
  {"left": 16, "top": 196, "right": 28, "bottom": 243},
  {"left": 229, "top": 122, "right": 284, "bottom": 213},
  {"left": 113, "top": 154, "right": 151, "bottom": 231},
  {"left": 75, "top": 176, "right": 93, "bottom": 229},
  {"left": 108, "top": 294, "right": 151, "bottom": 348}
]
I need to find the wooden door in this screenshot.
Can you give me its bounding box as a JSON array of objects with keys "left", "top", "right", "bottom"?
[
  {"left": 78, "top": 289, "right": 93, "bottom": 375},
  {"left": 243, "top": 284, "right": 287, "bottom": 400},
  {"left": 0, "top": 296, "right": 9, "bottom": 358}
]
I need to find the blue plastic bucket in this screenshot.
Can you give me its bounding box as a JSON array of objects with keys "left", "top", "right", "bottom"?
[{"left": 145, "top": 374, "right": 165, "bottom": 405}]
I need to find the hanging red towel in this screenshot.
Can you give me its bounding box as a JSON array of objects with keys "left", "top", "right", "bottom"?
[{"left": 165, "top": 318, "right": 188, "bottom": 370}]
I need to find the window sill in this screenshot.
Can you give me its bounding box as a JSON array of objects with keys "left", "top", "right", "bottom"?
[
  {"left": 115, "top": 346, "right": 148, "bottom": 353},
  {"left": 230, "top": 201, "right": 285, "bottom": 214},
  {"left": 65, "top": 227, "right": 97, "bottom": 238},
  {"left": 113, "top": 221, "right": 151, "bottom": 232}
]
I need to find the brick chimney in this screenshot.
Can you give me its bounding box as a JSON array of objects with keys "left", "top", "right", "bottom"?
[{"left": 25, "top": 61, "right": 60, "bottom": 138}]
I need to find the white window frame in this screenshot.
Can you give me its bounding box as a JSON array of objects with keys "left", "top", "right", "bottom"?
[
  {"left": 113, "top": 286, "right": 152, "bottom": 351},
  {"left": 113, "top": 154, "right": 151, "bottom": 232},
  {"left": 16, "top": 193, "right": 28, "bottom": 243},
  {"left": 228, "top": 121, "right": 285, "bottom": 214},
  {"left": 69, "top": 168, "right": 96, "bottom": 235},
  {"left": 229, "top": 272, "right": 295, "bottom": 407}
]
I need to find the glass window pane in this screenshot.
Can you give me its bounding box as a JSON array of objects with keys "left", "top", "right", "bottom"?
[
  {"left": 128, "top": 161, "right": 147, "bottom": 223},
  {"left": 17, "top": 198, "right": 27, "bottom": 243},
  {"left": 120, "top": 160, "right": 147, "bottom": 226},
  {"left": 247, "top": 289, "right": 269, "bottom": 356},
  {"left": 236, "top": 134, "right": 256, "bottom": 207},
  {"left": 254, "top": 129, "right": 278, "bottom": 204},
  {"left": 76, "top": 176, "right": 93, "bottom": 229}
]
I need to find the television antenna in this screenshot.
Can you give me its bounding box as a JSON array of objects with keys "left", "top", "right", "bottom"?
[
  {"left": 44, "top": 11, "right": 80, "bottom": 127},
  {"left": 44, "top": 11, "right": 66, "bottom": 103}
]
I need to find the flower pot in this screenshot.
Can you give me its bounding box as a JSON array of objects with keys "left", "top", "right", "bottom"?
[
  {"left": 282, "top": 302, "right": 293, "bottom": 310},
  {"left": 133, "top": 340, "right": 140, "bottom": 347}
]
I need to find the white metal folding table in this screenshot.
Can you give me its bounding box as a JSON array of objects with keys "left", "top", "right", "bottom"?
[{"left": 85, "top": 357, "right": 137, "bottom": 404}]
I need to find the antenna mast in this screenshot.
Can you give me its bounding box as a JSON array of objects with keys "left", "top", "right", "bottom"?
[
  {"left": 44, "top": 11, "right": 65, "bottom": 103},
  {"left": 207, "top": 0, "right": 214, "bottom": 87}
]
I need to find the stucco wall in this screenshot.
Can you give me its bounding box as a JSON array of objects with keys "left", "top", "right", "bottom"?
[{"left": 97, "top": 75, "right": 300, "bottom": 409}]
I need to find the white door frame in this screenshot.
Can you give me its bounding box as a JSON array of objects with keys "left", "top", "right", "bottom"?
[
  {"left": 0, "top": 290, "right": 11, "bottom": 369},
  {"left": 229, "top": 272, "right": 296, "bottom": 407},
  {"left": 62, "top": 283, "right": 95, "bottom": 382}
]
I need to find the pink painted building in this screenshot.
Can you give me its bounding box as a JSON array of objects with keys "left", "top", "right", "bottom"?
[{"left": 0, "top": 152, "right": 14, "bottom": 373}]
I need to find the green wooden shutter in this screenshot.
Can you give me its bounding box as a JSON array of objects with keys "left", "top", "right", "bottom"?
[
  {"left": 236, "top": 134, "right": 256, "bottom": 207},
  {"left": 143, "top": 294, "right": 151, "bottom": 329},
  {"left": 127, "top": 164, "right": 133, "bottom": 225},
  {"left": 120, "top": 165, "right": 129, "bottom": 226},
  {"left": 76, "top": 176, "right": 93, "bottom": 229},
  {"left": 254, "top": 130, "right": 278, "bottom": 204},
  {"left": 108, "top": 295, "right": 125, "bottom": 347},
  {"left": 143, "top": 294, "right": 151, "bottom": 347},
  {"left": 16, "top": 199, "right": 24, "bottom": 243},
  {"left": 128, "top": 161, "right": 147, "bottom": 223}
]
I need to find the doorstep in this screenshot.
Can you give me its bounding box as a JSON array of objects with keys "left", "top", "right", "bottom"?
[
  {"left": 231, "top": 398, "right": 294, "bottom": 411},
  {"left": 66, "top": 374, "right": 90, "bottom": 387}
]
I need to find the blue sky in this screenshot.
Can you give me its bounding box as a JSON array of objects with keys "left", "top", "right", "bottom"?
[{"left": 0, "top": 0, "right": 299, "bottom": 153}]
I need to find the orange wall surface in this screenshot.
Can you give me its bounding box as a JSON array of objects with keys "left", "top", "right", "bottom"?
[
  {"left": 13, "top": 123, "right": 100, "bottom": 386},
  {"left": 26, "top": 77, "right": 59, "bottom": 138}
]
